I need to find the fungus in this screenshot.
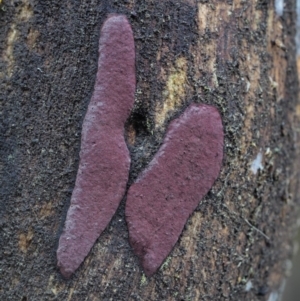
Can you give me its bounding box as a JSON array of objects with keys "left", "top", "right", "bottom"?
[
  {"left": 125, "top": 104, "right": 224, "bottom": 276},
  {"left": 251, "top": 152, "right": 263, "bottom": 175},
  {"left": 57, "top": 14, "right": 135, "bottom": 278}
]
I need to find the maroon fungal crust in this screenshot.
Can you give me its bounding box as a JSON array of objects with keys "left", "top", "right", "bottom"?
[
  {"left": 57, "top": 15, "right": 135, "bottom": 278},
  {"left": 125, "top": 104, "right": 224, "bottom": 276}
]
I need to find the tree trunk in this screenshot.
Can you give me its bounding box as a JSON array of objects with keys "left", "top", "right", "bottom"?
[{"left": 1, "top": 0, "right": 299, "bottom": 300}]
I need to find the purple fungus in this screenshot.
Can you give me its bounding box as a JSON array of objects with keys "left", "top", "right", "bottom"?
[
  {"left": 57, "top": 15, "right": 136, "bottom": 278},
  {"left": 125, "top": 104, "right": 224, "bottom": 276}
]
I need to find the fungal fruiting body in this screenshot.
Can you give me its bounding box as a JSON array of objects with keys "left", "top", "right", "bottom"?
[
  {"left": 57, "top": 15, "right": 135, "bottom": 278},
  {"left": 125, "top": 104, "right": 224, "bottom": 276}
]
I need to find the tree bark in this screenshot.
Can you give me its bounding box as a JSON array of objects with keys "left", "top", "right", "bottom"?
[{"left": 1, "top": 0, "right": 299, "bottom": 300}]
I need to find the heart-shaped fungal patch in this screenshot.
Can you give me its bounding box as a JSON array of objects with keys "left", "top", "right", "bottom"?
[
  {"left": 125, "top": 104, "right": 224, "bottom": 276},
  {"left": 57, "top": 15, "right": 136, "bottom": 278}
]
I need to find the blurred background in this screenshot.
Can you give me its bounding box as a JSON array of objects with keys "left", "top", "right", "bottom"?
[
  {"left": 282, "top": 229, "right": 300, "bottom": 301},
  {"left": 277, "top": 1, "right": 300, "bottom": 300}
]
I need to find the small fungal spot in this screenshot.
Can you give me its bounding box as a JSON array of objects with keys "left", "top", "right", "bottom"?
[
  {"left": 246, "top": 81, "right": 251, "bottom": 92},
  {"left": 57, "top": 14, "right": 136, "bottom": 279},
  {"left": 285, "top": 259, "right": 293, "bottom": 276},
  {"left": 125, "top": 104, "right": 224, "bottom": 276},
  {"left": 251, "top": 152, "right": 264, "bottom": 175},
  {"left": 275, "top": 0, "right": 284, "bottom": 16},
  {"left": 265, "top": 147, "right": 272, "bottom": 156},
  {"left": 18, "top": 1, "right": 33, "bottom": 22},
  {"left": 245, "top": 280, "right": 253, "bottom": 292},
  {"left": 267, "top": 292, "right": 279, "bottom": 301},
  {"left": 3, "top": 24, "right": 18, "bottom": 78},
  {"left": 269, "top": 76, "right": 278, "bottom": 90},
  {"left": 19, "top": 229, "right": 34, "bottom": 253},
  {"left": 140, "top": 274, "right": 147, "bottom": 286},
  {"left": 27, "top": 28, "right": 39, "bottom": 50}
]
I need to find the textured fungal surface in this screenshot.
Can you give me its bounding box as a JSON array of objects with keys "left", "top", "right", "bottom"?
[
  {"left": 57, "top": 14, "right": 135, "bottom": 278},
  {"left": 125, "top": 104, "right": 224, "bottom": 276}
]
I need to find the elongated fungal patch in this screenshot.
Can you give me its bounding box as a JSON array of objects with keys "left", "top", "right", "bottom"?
[
  {"left": 57, "top": 15, "right": 135, "bottom": 278},
  {"left": 125, "top": 104, "right": 224, "bottom": 276}
]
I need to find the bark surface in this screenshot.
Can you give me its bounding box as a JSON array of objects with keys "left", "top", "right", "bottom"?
[{"left": 1, "top": 0, "right": 300, "bottom": 300}]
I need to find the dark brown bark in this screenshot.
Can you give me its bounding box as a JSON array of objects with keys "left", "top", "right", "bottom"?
[{"left": 1, "top": 0, "right": 299, "bottom": 300}]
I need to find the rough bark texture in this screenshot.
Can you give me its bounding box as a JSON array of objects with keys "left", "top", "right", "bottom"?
[{"left": 0, "top": 0, "right": 300, "bottom": 300}]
